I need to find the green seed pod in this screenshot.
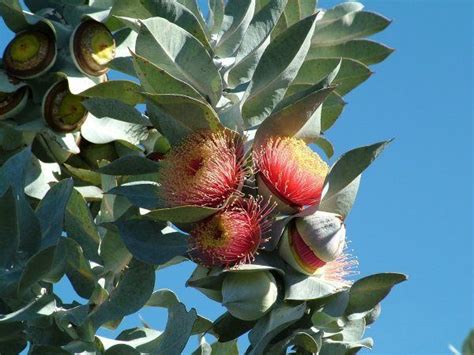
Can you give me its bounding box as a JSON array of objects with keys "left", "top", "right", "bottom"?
[
  {"left": 222, "top": 271, "right": 278, "bottom": 321},
  {"left": 42, "top": 80, "right": 88, "bottom": 133},
  {"left": 3, "top": 30, "right": 57, "bottom": 79},
  {"left": 70, "top": 20, "right": 116, "bottom": 77},
  {"left": 0, "top": 87, "right": 29, "bottom": 120}
]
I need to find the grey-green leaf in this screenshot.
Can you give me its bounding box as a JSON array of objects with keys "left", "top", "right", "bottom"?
[
  {"left": 312, "top": 11, "right": 391, "bottom": 46},
  {"left": 97, "top": 156, "right": 160, "bottom": 176},
  {"left": 144, "top": 93, "right": 223, "bottom": 132},
  {"left": 108, "top": 183, "right": 164, "bottom": 210},
  {"left": 346, "top": 273, "right": 407, "bottom": 314},
  {"left": 323, "top": 140, "right": 391, "bottom": 201},
  {"left": 117, "top": 219, "right": 188, "bottom": 265},
  {"left": 0, "top": 188, "right": 19, "bottom": 268},
  {"left": 79, "top": 80, "right": 144, "bottom": 106},
  {"left": 89, "top": 259, "right": 155, "bottom": 329},
  {"left": 319, "top": 175, "right": 360, "bottom": 218},
  {"left": 242, "top": 14, "right": 317, "bottom": 127},
  {"left": 145, "top": 205, "right": 219, "bottom": 224},
  {"left": 136, "top": 17, "right": 222, "bottom": 105},
  {"left": 36, "top": 179, "right": 74, "bottom": 249}
]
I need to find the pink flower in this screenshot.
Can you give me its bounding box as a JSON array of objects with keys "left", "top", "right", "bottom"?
[
  {"left": 254, "top": 137, "right": 329, "bottom": 214},
  {"left": 159, "top": 129, "right": 245, "bottom": 208},
  {"left": 188, "top": 198, "right": 273, "bottom": 267}
]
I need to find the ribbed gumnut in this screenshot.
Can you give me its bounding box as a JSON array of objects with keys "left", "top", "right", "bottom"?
[
  {"left": 70, "top": 20, "right": 116, "bottom": 76},
  {"left": 0, "top": 87, "right": 28, "bottom": 120},
  {"left": 253, "top": 136, "right": 329, "bottom": 214},
  {"left": 42, "top": 80, "right": 88, "bottom": 132},
  {"left": 279, "top": 213, "right": 352, "bottom": 283},
  {"left": 158, "top": 129, "right": 245, "bottom": 208},
  {"left": 221, "top": 271, "right": 278, "bottom": 321},
  {"left": 3, "top": 30, "right": 57, "bottom": 79},
  {"left": 188, "top": 197, "right": 272, "bottom": 268}
]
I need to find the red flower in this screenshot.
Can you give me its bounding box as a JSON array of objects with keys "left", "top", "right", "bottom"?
[
  {"left": 254, "top": 137, "right": 329, "bottom": 213},
  {"left": 188, "top": 198, "right": 273, "bottom": 267},
  {"left": 159, "top": 129, "right": 245, "bottom": 208}
]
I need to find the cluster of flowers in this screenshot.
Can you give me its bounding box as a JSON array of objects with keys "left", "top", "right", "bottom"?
[{"left": 157, "top": 129, "right": 354, "bottom": 287}]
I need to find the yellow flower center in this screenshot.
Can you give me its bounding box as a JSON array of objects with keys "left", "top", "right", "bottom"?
[
  {"left": 10, "top": 33, "right": 41, "bottom": 62},
  {"left": 91, "top": 31, "right": 115, "bottom": 65},
  {"left": 197, "top": 215, "right": 231, "bottom": 249},
  {"left": 283, "top": 137, "right": 329, "bottom": 178}
]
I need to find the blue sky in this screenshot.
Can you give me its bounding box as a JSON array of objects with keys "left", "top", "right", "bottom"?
[{"left": 1, "top": 0, "right": 473, "bottom": 353}]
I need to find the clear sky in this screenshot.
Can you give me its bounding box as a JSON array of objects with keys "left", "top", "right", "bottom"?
[{"left": 1, "top": 0, "right": 473, "bottom": 354}]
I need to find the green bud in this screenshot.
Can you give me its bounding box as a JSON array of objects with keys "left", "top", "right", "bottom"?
[{"left": 222, "top": 271, "right": 278, "bottom": 321}]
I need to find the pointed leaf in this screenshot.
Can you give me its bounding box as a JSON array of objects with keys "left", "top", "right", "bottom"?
[
  {"left": 36, "top": 179, "right": 74, "bottom": 249},
  {"left": 0, "top": 295, "right": 56, "bottom": 323},
  {"left": 242, "top": 14, "right": 318, "bottom": 127},
  {"left": 145, "top": 205, "right": 219, "bottom": 224},
  {"left": 108, "top": 183, "right": 164, "bottom": 210},
  {"left": 307, "top": 39, "right": 394, "bottom": 65},
  {"left": 0, "top": 188, "right": 19, "bottom": 268},
  {"left": 323, "top": 141, "right": 391, "bottom": 201},
  {"left": 131, "top": 51, "right": 204, "bottom": 101},
  {"left": 89, "top": 259, "right": 155, "bottom": 329},
  {"left": 97, "top": 156, "right": 160, "bottom": 175},
  {"left": 312, "top": 11, "right": 391, "bottom": 46},
  {"left": 319, "top": 175, "right": 360, "bottom": 218},
  {"left": 136, "top": 17, "right": 222, "bottom": 105},
  {"left": 79, "top": 80, "right": 144, "bottom": 106},
  {"left": 117, "top": 219, "right": 188, "bottom": 265},
  {"left": 144, "top": 93, "right": 223, "bottom": 132},
  {"left": 346, "top": 273, "right": 407, "bottom": 314}
]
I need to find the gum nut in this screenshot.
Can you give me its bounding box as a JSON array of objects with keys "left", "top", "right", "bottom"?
[
  {"left": 0, "top": 87, "right": 29, "bottom": 120},
  {"left": 187, "top": 265, "right": 223, "bottom": 303}
]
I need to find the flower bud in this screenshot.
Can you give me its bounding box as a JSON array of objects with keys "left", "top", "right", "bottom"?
[
  {"left": 279, "top": 212, "right": 347, "bottom": 276},
  {"left": 0, "top": 87, "right": 28, "bottom": 120},
  {"left": 42, "top": 80, "right": 88, "bottom": 132},
  {"left": 70, "top": 20, "right": 116, "bottom": 77},
  {"left": 295, "top": 211, "right": 346, "bottom": 262},
  {"left": 222, "top": 271, "right": 278, "bottom": 321},
  {"left": 253, "top": 136, "right": 329, "bottom": 214},
  {"left": 3, "top": 30, "right": 57, "bottom": 79}
]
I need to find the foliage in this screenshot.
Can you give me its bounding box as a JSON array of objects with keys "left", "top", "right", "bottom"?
[{"left": 0, "top": 0, "right": 405, "bottom": 354}]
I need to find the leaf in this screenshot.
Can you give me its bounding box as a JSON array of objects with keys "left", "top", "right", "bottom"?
[
  {"left": 89, "top": 259, "right": 155, "bottom": 329},
  {"left": 0, "top": 188, "right": 19, "bottom": 268},
  {"left": 208, "top": 0, "right": 224, "bottom": 35},
  {"left": 112, "top": 0, "right": 210, "bottom": 49},
  {"left": 145, "top": 205, "right": 219, "bottom": 223},
  {"left": 144, "top": 93, "right": 223, "bottom": 132},
  {"left": 318, "top": 2, "right": 364, "bottom": 24},
  {"left": 462, "top": 330, "right": 474, "bottom": 355},
  {"left": 312, "top": 11, "right": 391, "bottom": 46},
  {"left": 136, "top": 17, "right": 222, "bottom": 105},
  {"left": 290, "top": 58, "right": 372, "bottom": 97},
  {"left": 211, "top": 339, "right": 239, "bottom": 355},
  {"left": 215, "top": 0, "right": 255, "bottom": 57},
  {"left": 0, "top": 0, "right": 28, "bottom": 32},
  {"left": 248, "top": 303, "right": 307, "bottom": 355},
  {"left": 346, "top": 273, "right": 407, "bottom": 314},
  {"left": 226, "top": 0, "right": 287, "bottom": 88},
  {"left": 63, "top": 164, "right": 101, "bottom": 186},
  {"left": 0, "top": 294, "right": 56, "bottom": 323},
  {"left": 146, "top": 289, "right": 180, "bottom": 308},
  {"left": 108, "top": 183, "right": 164, "bottom": 210},
  {"left": 100, "top": 231, "right": 132, "bottom": 274},
  {"left": 213, "top": 312, "right": 256, "bottom": 342},
  {"left": 284, "top": 271, "right": 340, "bottom": 301},
  {"left": 65, "top": 189, "right": 101, "bottom": 263},
  {"left": 117, "top": 219, "right": 188, "bottom": 265},
  {"left": 97, "top": 155, "right": 160, "bottom": 175},
  {"left": 242, "top": 14, "right": 317, "bottom": 127},
  {"left": 319, "top": 175, "right": 360, "bottom": 219},
  {"left": 36, "top": 179, "right": 74, "bottom": 249},
  {"left": 79, "top": 80, "right": 144, "bottom": 106},
  {"left": 314, "top": 136, "right": 334, "bottom": 158},
  {"left": 254, "top": 86, "right": 334, "bottom": 146},
  {"left": 307, "top": 39, "right": 394, "bottom": 66},
  {"left": 82, "top": 98, "right": 150, "bottom": 126},
  {"left": 321, "top": 92, "right": 346, "bottom": 132},
  {"left": 323, "top": 140, "right": 390, "bottom": 201},
  {"left": 131, "top": 51, "right": 204, "bottom": 101},
  {"left": 138, "top": 303, "right": 197, "bottom": 354},
  {"left": 80, "top": 114, "right": 148, "bottom": 145}
]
